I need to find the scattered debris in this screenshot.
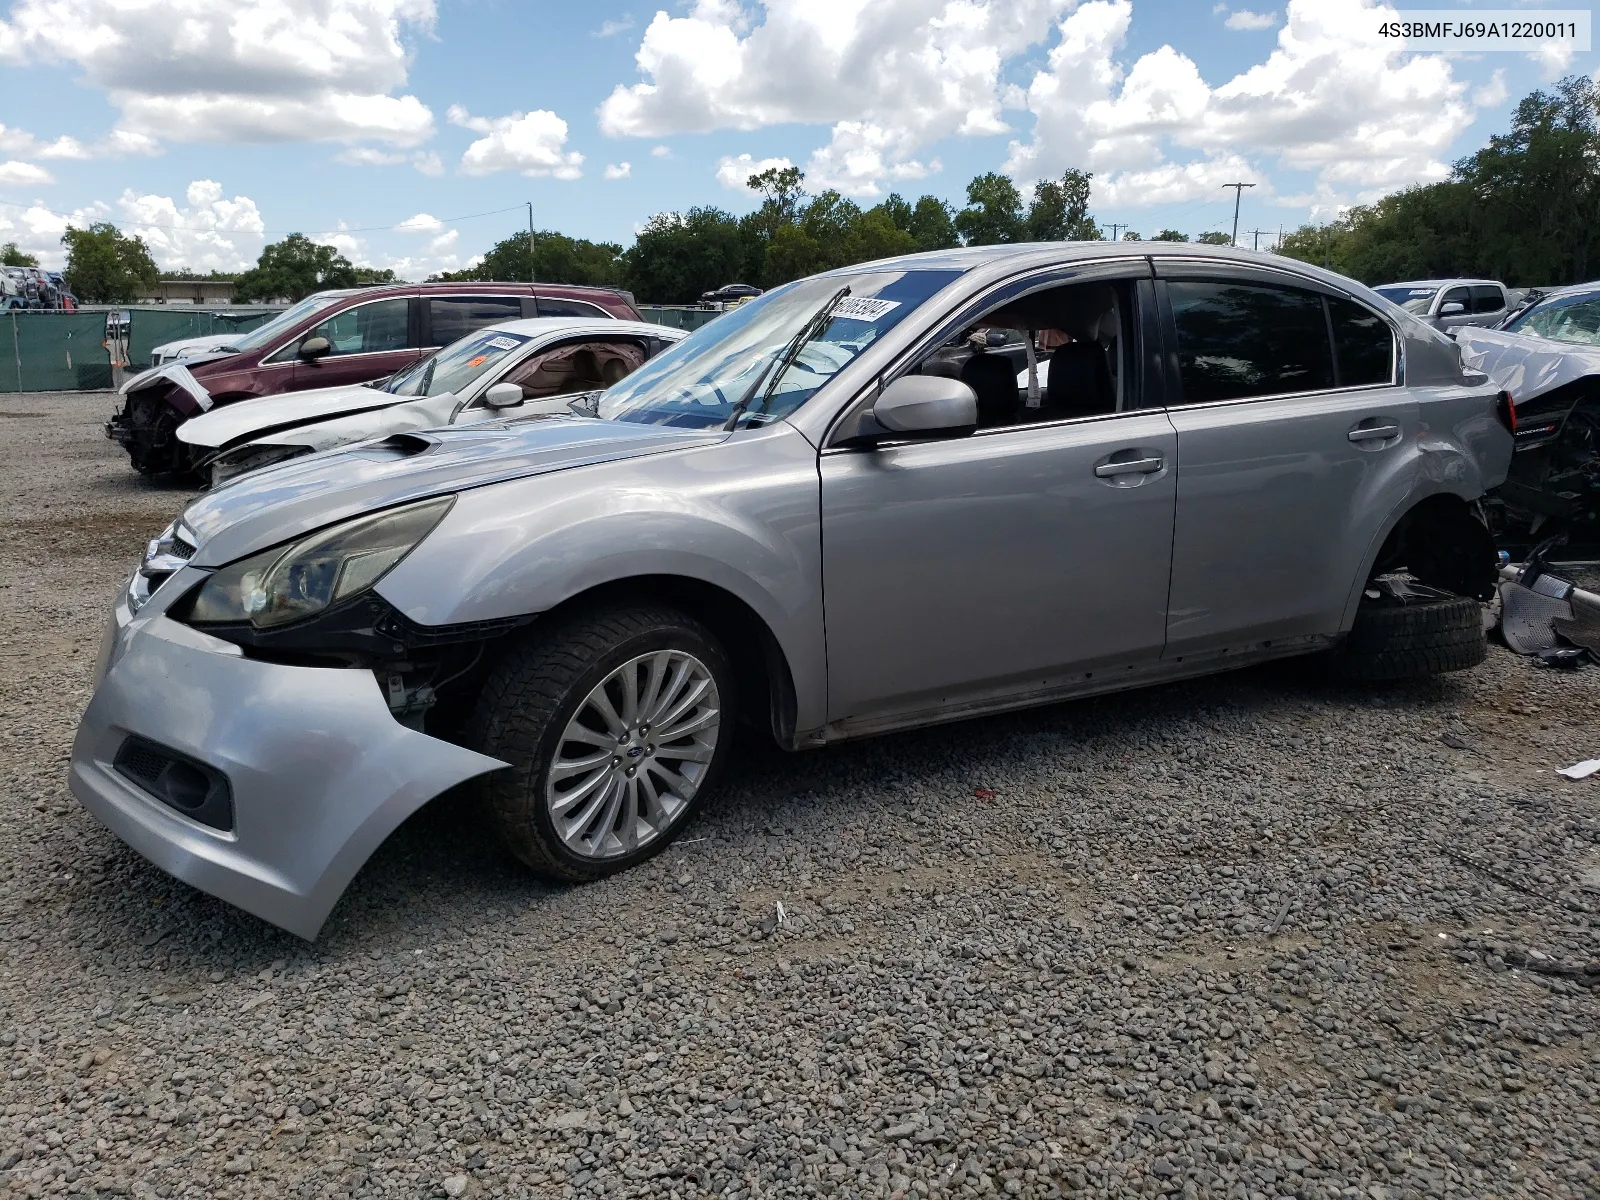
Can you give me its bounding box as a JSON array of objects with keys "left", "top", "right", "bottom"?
[
  {"left": 1440, "top": 732, "right": 1473, "bottom": 751},
  {"left": 974, "top": 788, "right": 997, "bottom": 800},
  {"left": 1557, "top": 759, "right": 1600, "bottom": 781}
]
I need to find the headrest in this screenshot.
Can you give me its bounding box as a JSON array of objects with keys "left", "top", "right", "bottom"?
[{"left": 1058, "top": 283, "right": 1117, "bottom": 343}]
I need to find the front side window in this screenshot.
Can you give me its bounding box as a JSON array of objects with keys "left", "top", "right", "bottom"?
[
  {"left": 496, "top": 339, "right": 646, "bottom": 401},
  {"left": 381, "top": 328, "right": 533, "bottom": 398},
  {"left": 1503, "top": 291, "right": 1600, "bottom": 345},
  {"left": 230, "top": 290, "right": 359, "bottom": 353},
  {"left": 597, "top": 269, "right": 961, "bottom": 430},
  {"left": 1471, "top": 285, "right": 1505, "bottom": 314},
  {"left": 1167, "top": 281, "right": 1334, "bottom": 405},
  {"left": 295, "top": 297, "right": 411, "bottom": 358},
  {"left": 429, "top": 296, "right": 524, "bottom": 345},
  {"left": 1439, "top": 286, "right": 1471, "bottom": 315}
]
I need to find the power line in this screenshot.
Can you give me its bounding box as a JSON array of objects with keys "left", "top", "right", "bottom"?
[
  {"left": 1245, "top": 228, "right": 1271, "bottom": 252},
  {"left": 0, "top": 197, "right": 531, "bottom": 237},
  {"left": 1220, "top": 182, "right": 1255, "bottom": 246},
  {"left": 1106, "top": 222, "right": 1127, "bottom": 241}
]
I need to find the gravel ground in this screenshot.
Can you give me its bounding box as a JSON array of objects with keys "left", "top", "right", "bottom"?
[{"left": 2, "top": 390, "right": 1599, "bottom": 1200}]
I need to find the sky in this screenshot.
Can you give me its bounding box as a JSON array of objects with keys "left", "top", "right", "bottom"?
[{"left": 0, "top": 0, "right": 1594, "bottom": 278}]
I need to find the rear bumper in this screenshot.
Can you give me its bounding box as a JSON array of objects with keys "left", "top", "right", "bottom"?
[{"left": 69, "top": 580, "right": 506, "bottom": 939}]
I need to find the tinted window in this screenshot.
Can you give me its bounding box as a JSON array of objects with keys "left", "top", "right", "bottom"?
[
  {"left": 1328, "top": 297, "right": 1393, "bottom": 387},
  {"left": 305, "top": 297, "right": 410, "bottom": 357},
  {"left": 1440, "top": 286, "right": 1471, "bottom": 313},
  {"left": 537, "top": 296, "right": 609, "bottom": 319},
  {"left": 1167, "top": 281, "right": 1334, "bottom": 404},
  {"left": 429, "top": 296, "right": 523, "bottom": 345},
  {"left": 1470, "top": 285, "right": 1505, "bottom": 314},
  {"left": 1374, "top": 286, "right": 1435, "bottom": 314}
]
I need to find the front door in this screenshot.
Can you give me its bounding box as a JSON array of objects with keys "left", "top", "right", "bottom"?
[
  {"left": 1156, "top": 270, "right": 1410, "bottom": 656},
  {"left": 820, "top": 413, "right": 1176, "bottom": 729}
]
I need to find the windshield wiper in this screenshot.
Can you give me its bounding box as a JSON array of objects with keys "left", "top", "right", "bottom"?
[{"left": 722, "top": 285, "right": 850, "bottom": 431}]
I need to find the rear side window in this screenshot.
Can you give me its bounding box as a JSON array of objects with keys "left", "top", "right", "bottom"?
[
  {"left": 1167, "top": 281, "right": 1334, "bottom": 405},
  {"left": 537, "top": 296, "right": 609, "bottom": 319},
  {"left": 429, "top": 296, "right": 523, "bottom": 345},
  {"left": 1471, "top": 285, "right": 1505, "bottom": 314},
  {"left": 1327, "top": 297, "right": 1394, "bottom": 387}
]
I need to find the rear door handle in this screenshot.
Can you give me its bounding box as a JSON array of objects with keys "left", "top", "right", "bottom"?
[
  {"left": 1348, "top": 424, "right": 1400, "bottom": 442},
  {"left": 1095, "top": 456, "right": 1164, "bottom": 477}
]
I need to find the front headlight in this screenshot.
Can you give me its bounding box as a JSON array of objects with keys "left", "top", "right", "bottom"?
[{"left": 187, "top": 496, "right": 453, "bottom": 628}]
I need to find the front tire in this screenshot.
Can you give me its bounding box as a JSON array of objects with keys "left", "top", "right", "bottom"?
[
  {"left": 469, "top": 605, "right": 735, "bottom": 882},
  {"left": 1327, "top": 585, "right": 1486, "bottom": 682}
]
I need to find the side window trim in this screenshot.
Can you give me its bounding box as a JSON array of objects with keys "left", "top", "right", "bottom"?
[
  {"left": 1154, "top": 278, "right": 1398, "bottom": 410},
  {"left": 821, "top": 259, "right": 1158, "bottom": 450}
]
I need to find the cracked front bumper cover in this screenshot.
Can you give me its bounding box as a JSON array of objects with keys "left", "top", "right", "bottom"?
[{"left": 69, "top": 575, "right": 507, "bottom": 939}]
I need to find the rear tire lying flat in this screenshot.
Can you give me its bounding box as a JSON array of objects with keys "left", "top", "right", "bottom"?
[
  {"left": 469, "top": 605, "right": 735, "bottom": 883},
  {"left": 1327, "top": 592, "right": 1486, "bottom": 682}
]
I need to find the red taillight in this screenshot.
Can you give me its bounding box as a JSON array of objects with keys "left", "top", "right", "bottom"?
[{"left": 1496, "top": 389, "right": 1517, "bottom": 434}]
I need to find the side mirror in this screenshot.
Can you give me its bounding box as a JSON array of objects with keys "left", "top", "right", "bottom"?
[
  {"left": 1439, "top": 301, "right": 1466, "bottom": 317},
  {"left": 483, "top": 382, "right": 525, "bottom": 408},
  {"left": 299, "top": 336, "right": 332, "bottom": 360},
  {"left": 872, "top": 375, "right": 978, "bottom": 435}
]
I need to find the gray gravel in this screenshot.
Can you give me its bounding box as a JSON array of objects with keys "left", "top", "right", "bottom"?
[{"left": 3, "top": 390, "right": 1599, "bottom": 1200}]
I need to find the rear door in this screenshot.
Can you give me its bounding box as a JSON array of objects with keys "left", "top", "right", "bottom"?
[
  {"left": 1155, "top": 264, "right": 1409, "bottom": 656},
  {"left": 287, "top": 294, "right": 421, "bottom": 389}
]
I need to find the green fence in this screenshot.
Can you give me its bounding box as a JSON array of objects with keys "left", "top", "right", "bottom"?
[
  {"left": 0, "top": 312, "right": 113, "bottom": 392},
  {"left": 126, "top": 309, "right": 281, "bottom": 369},
  {"left": 638, "top": 306, "right": 724, "bottom": 333}
]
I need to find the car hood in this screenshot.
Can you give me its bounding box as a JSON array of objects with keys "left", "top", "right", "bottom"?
[
  {"left": 181, "top": 416, "right": 728, "bottom": 568},
  {"left": 152, "top": 334, "right": 238, "bottom": 356},
  {"left": 1454, "top": 327, "right": 1600, "bottom": 404},
  {"left": 177, "top": 382, "right": 405, "bottom": 450}
]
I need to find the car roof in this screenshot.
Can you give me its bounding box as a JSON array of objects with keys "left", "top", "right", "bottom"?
[{"left": 474, "top": 317, "right": 683, "bottom": 340}]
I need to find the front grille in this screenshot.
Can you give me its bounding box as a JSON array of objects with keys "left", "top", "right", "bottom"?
[
  {"left": 169, "top": 535, "right": 195, "bottom": 560},
  {"left": 113, "top": 735, "right": 234, "bottom": 832}
]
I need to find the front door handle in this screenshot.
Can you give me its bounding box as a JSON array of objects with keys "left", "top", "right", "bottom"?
[
  {"left": 1348, "top": 424, "right": 1400, "bottom": 443},
  {"left": 1095, "top": 456, "right": 1164, "bottom": 477}
]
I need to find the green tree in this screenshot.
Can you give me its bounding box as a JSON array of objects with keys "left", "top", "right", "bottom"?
[
  {"left": 234, "top": 234, "right": 358, "bottom": 302},
  {"left": 1, "top": 242, "right": 39, "bottom": 267},
  {"left": 955, "top": 172, "right": 1025, "bottom": 245},
  {"left": 1196, "top": 231, "right": 1233, "bottom": 245},
  {"left": 1026, "top": 169, "right": 1099, "bottom": 240},
  {"left": 60, "top": 223, "right": 159, "bottom": 303},
  {"left": 437, "top": 230, "right": 624, "bottom": 286},
  {"left": 354, "top": 266, "right": 399, "bottom": 286},
  {"left": 1152, "top": 229, "right": 1189, "bottom": 242},
  {"left": 1122, "top": 231, "right": 1143, "bottom": 241},
  {"left": 623, "top": 208, "right": 747, "bottom": 303},
  {"left": 906, "top": 196, "right": 959, "bottom": 250}
]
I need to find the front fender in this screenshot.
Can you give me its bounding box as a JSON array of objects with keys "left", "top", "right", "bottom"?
[{"left": 375, "top": 422, "right": 828, "bottom": 732}]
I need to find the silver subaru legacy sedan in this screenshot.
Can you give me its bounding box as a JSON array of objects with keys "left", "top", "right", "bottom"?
[{"left": 71, "top": 243, "right": 1514, "bottom": 939}]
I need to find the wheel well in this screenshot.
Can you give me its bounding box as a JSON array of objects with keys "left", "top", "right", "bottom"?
[
  {"left": 1371, "top": 494, "right": 1497, "bottom": 600},
  {"left": 538, "top": 575, "right": 799, "bottom": 747}
]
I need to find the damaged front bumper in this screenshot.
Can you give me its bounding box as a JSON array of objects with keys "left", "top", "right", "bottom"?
[{"left": 68, "top": 571, "right": 507, "bottom": 939}]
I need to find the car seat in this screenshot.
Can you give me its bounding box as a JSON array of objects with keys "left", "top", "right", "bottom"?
[
  {"left": 569, "top": 348, "right": 604, "bottom": 391},
  {"left": 600, "top": 356, "right": 630, "bottom": 387},
  {"left": 1046, "top": 284, "right": 1117, "bottom": 416},
  {"left": 959, "top": 352, "right": 1019, "bottom": 427}
]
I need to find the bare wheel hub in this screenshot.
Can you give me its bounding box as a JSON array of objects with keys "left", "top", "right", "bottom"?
[{"left": 545, "top": 649, "right": 720, "bottom": 860}]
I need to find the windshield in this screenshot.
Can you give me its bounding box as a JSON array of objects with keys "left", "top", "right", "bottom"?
[
  {"left": 381, "top": 328, "right": 533, "bottom": 397},
  {"left": 1502, "top": 289, "right": 1600, "bottom": 345},
  {"left": 225, "top": 291, "right": 359, "bottom": 353},
  {"left": 597, "top": 269, "right": 961, "bottom": 429},
  {"left": 1375, "top": 286, "right": 1437, "bottom": 314}
]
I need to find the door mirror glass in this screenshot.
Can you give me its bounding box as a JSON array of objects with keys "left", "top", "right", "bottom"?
[
  {"left": 483, "top": 382, "right": 524, "bottom": 408},
  {"left": 299, "top": 336, "right": 332, "bottom": 359},
  {"left": 1439, "top": 301, "right": 1466, "bottom": 317},
  {"left": 872, "top": 375, "right": 978, "bottom": 434}
]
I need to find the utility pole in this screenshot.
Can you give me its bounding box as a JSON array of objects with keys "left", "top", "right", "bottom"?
[
  {"left": 1106, "top": 222, "right": 1126, "bottom": 241},
  {"left": 1246, "top": 228, "right": 1269, "bottom": 252},
  {"left": 534, "top": 204, "right": 547, "bottom": 286},
  {"left": 1221, "top": 182, "right": 1255, "bottom": 246}
]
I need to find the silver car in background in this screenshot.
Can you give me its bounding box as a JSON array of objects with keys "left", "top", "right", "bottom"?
[
  {"left": 1374, "top": 278, "right": 1509, "bottom": 330},
  {"left": 71, "top": 243, "right": 1513, "bottom": 939}
]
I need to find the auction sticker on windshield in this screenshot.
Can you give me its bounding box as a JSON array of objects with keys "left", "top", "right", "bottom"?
[
  {"left": 1379, "top": 10, "right": 1590, "bottom": 50},
  {"left": 832, "top": 297, "right": 900, "bottom": 322}
]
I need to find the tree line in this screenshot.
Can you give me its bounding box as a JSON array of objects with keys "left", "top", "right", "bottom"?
[{"left": 47, "top": 74, "right": 1598, "bottom": 304}]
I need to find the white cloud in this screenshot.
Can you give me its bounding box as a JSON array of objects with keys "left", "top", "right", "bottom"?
[
  {"left": 603, "top": 161, "right": 632, "bottom": 180},
  {"left": 449, "top": 106, "right": 583, "bottom": 179},
  {"left": 0, "top": 122, "right": 156, "bottom": 160},
  {"left": 650, "top": 144, "right": 672, "bottom": 158},
  {"left": 0, "top": 199, "right": 111, "bottom": 268},
  {"left": 802, "top": 122, "right": 935, "bottom": 197},
  {"left": 411, "top": 149, "right": 443, "bottom": 175},
  {"left": 715, "top": 153, "right": 794, "bottom": 191},
  {"left": 599, "top": 0, "right": 1071, "bottom": 194},
  {"left": 0, "top": 161, "right": 53, "bottom": 186},
  {"left": 395, "top": 212, "right": 443, "bottom": 234},
  {"left": 1527, "top": 40, "right": 1574, "bottom": 79},
  {"left": 1223, "top": 9, "right": 1275, "bottom": 30},
  {"left": 1473, "top": 70, "right": 1507, "bottom": 109},
  {"left": 336, "top": 146, "right": 446, "bottom": 174},
  {"left": 595, "top": 17, "right": 634, "bottom": 37},
  {"left": 1007, "top": 0, "right": 1477, "bottom": 211},
  {"left": 0, "top": 0, "right": 437, "bottom": 147},
  {"left": 118, "top": 179, "right": 266, "bottom": 272}
]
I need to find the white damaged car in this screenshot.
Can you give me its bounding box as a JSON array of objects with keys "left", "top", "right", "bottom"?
[
  {"left": 1452, "top": 282, "right": 1600, "bottom": 542},
  {"left": 179, "top": 318, "right": 687, "bottom": 486}
]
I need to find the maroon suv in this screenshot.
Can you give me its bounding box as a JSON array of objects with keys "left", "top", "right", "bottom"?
[{"left": 108, "top": 281, "right": 641, "bottom": 475}]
